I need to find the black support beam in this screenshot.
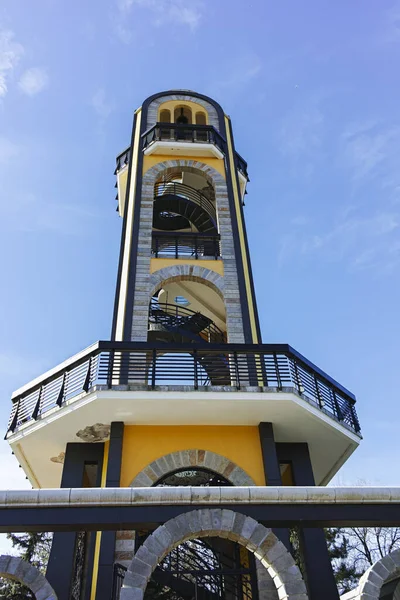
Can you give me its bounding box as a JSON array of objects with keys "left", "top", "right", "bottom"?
[
  {"left": 96, "top": 423, "right": 124, "bottom": 600},
  {"left": 2, "top": 502, "right": 400, "bottom": 533}
]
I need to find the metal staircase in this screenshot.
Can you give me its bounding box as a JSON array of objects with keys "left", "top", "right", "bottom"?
[
  {"left": 148, "top": 300, "right": 230, "bottom": 385},
  {"left": 153, "top": 182, "right": 218, "bottom": 234}
]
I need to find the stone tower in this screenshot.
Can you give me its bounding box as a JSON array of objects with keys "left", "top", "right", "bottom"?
[{"left": 6, "top": 90, "right": 362, "bottom": 600}]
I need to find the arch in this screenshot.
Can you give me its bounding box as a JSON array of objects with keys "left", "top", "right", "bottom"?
[
  {"left": 174, "top": 104, "right": 192, "bottom": 124},
  {"left": 130, "top": 449, "right": 256, "bottom": 487},
  {"left": 132, "top": 159, "right": 245, "bottom": 344},
  {"left": 159, "top": 109, "right": 171, "bottom": 123},
  {"left": 0, "top": 555, "right": 57, "bottom": 599},
  {"left": 149, "top": 266, "right": 224, "bottom": 302},
  {"left": 120, "top": 509, "right": 308, "bottom": 600},
  {"left": 195, "top": 111, "right": 207, "bottom": 125},
  {"left": 143, "top": 159, "right": 225, "bottom": 188},
  {"left": 147, "top": 93, "right": 219, "bottom": 130},
  {"left": 357, "top": 548, "right": 400, "bottom": 599}
]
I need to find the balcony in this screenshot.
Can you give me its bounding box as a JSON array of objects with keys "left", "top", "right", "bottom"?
[
  {"left": 152, "top": 232, "right": 220, "bottom": 260},
  {"left": 7, "top": 342, "right": 360, "bottom": 436},
  {"left": 6, "top": 341, "right": 361, "bottom": 487},
  {"left": 142, "top": 123, "right": 225, "bottom": 159},
  {"left": 115, "top": 131, "right": 249, "bottom": 179}
]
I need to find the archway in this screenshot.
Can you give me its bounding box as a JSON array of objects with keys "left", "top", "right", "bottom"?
[
  {"left": 0, "top": 555, "right": 57, "bottom": 599},
  {"left": 120, "top": 509, "right": 307, "bottom": 600},
  {"left": 129, "top": 449, "right": 256, "bottom": 487},
  {"left": 357, "top": 548, "right": 400, "bottom": 599}
]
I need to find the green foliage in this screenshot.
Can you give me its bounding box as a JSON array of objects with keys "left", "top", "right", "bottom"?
[{"left": 0, "top": 532, "right": 52, "bottom": 600}]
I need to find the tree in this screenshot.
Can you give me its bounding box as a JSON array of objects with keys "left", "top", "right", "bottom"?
[
  {"left": 0, "top": 532, "right": 52, "bottom": 599},
  {"left": 327, "top": 527, "right": 400, "bottom": 594}
]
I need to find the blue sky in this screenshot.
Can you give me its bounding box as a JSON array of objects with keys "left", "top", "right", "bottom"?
[{"left": 0, "top": 0, "right": 400, "bottom": 507}]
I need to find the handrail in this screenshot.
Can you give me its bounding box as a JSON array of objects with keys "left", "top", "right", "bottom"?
[
  {"left": 7, "top": 341, "right": 360, "bottom": 436},
  {"left": 154, "top": 181, "right": 216, "bottom": 224},
  {"left": 149, "top": 300, "right": 225, "bottom": 343},
  {"left": 142, "top": 123, "right": 226, "bottom": 155},
  {"left": 152, "top": 232, "right": 220, "bottom": 260}
]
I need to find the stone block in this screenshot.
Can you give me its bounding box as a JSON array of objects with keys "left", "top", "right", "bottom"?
[
  {"left": 191, "top": 486, "right": 220, "bottom": 503},
  {"left": 219, "top": 509, "right": 235, "bottom": 538},
  {"left": 0, "top": 555, "right": 11, "bottom": 574},
  {"left": 122, "top": 569, "right": 148, "bottom": 590},
  {"left": 335, "top": 487, "right": 363, "bottom": 503},
  {"left": 239, "top": 516, "right": 258, "bottom": 543},
  {"left": 131, "top": 557, "right": 153, "bottom": 580},
  {"left": 220, "top": 487, "right": 250, "bottom": 503},
  {"left": 250, "top": 487, "right": 279, "bottom": 503},
  {"left": 198, "top": 508, "right": 214, "bottom": 534},
  {"left": 306, "top": 486, "right": 336, "bottom": 502},
  {"left": 120, "top": 587, "right": 144, "bottom": 600},
  {"left": 278, "top": 487, "right": 307, "bottom": 502},
  {"left": 6, "top": 490, "right": 39, "bottom": 506},
  {"left": 269, "top": 552, "right": 296, "bottom": 575},
  {"left": 247, "top": 523, "right": 272, "bottom": 551}
]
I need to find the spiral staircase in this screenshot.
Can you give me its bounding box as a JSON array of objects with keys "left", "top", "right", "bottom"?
[
  {"left": 148, "top": 299, "right": 229, "bottom": 385},
  {"left": 153, "top": 181, "right": 218, "bottom": 234}
]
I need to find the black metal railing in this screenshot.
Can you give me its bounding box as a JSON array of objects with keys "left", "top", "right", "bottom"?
[
  {"left": 235, "top": 152, "right": 249, "bottom": 181},
  {"left": 149, "top": 300, "right": 225, "bottom": 344},
  {"left": 114, "top": 148, "right": 130, "bottom": 174},
  {"left": 115, "top": 142, "right": 248, "bottom": 181},
  {"left": 112, "top": 563, "right": 127, "bottom": 600},
  {"left": 142, "top": 123, "right": 226, "bottom": 154},
  {"left": 7, "top": 342, "right": 360, "bottom": 436},
  {"left": 152, "top": 232, "right": 220, "bottom": 259},
  {"left": 154, "top": 180, "right": 217, "bottom": 224}
]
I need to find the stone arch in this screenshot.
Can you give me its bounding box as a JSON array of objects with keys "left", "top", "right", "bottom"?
[
  {"left": 129, "top": 448, "right": 256, "bottom": 487},
  {"left": 147, "top": 94, "right": 219, "bottom": 129},
  {"left": 0, "top": 555, "right": 57, "bottom": 599},
  {"left": 357, "top": 548, "right": 400, "bottom": 599},
  {"left": 149, "top": 266, "right": 224, "bottom": 300},
  {"left": 120, "top": 509, "right": 308, "bottom": 600},
  {"left": 131, "top": 158, "right": 244, "bottom": 344}
]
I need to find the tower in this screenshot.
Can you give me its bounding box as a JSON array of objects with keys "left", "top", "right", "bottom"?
[{"left": 6, "top": 90, "right": 362, "bottom": 600}]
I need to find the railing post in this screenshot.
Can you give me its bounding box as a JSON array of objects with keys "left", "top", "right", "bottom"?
[
  {"left": 349, "top": 403, "right": 361, "bottom": 433},
  {"left": 193, "top": 349, "right": 198, "bottom": 390},
  {"left": 195, "top": 236, "right": 198, "bottom": 259},
  {"left": 234, "top": 351, "right": 240, "bottom": 389},
  {"left": 151, "top": 349, "right": 157, "bottom": 390},
  {"left": 175, "top": 236, "right": 178, "bottom": 259},
  {"left": 314, "top": 375, "right": 324, "bottom": 409},
  {"left": 56, "top": 372, "right": 66, "bottom": 407},
  {"left": 82, "top": 357, "right": 92, "bottom": 393},
  {"left": 8, "top": 399, "right": 20, "bottom": 434},
  {"left": 107, "top": 350, "right": 114, "bottom": 389},
  {"left": 273, "top": 354, "right": 282, "bottom": 389},
  {"left": 331, "top": 390, "right": 342, "bottom": 421},
  {"left": 293, "top": 359, "right": 303, "bottom": 394},
  {"left": 32, "top": 386, "right": 43, "bottom": 421},
  {"left": 155, "top": 235, "right": 159, "bottom": 258}
]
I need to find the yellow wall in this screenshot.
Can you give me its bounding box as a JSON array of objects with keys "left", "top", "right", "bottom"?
[
  {"left": 157, "top": 100, "right": 208, "bottom": 124},
  {"left": 143, "top": 155, "right": 226, "bottom": 178},
  {"left": 120, "top": 426, "right": 266, "bottom": 487},
  {"left": 150, "top": 258, "right": 224, "bottom": 277}
]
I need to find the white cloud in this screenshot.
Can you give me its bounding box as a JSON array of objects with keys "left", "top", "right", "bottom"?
[
  {"left": 279, "top": 210, "right": 400, "bottom": 273},
  {"left": 341, "top": 121, "right": 400, "bottom": 200},
  {"left": 0, "top": 30, "right": 24, "bottom": 98},
  {"left": 0, "top": 137, "right": 19, "bottom": 164},
  {"left": 18, "top": 67, "right": 49, "bottom": 96},
  {"left": 115, "top": 0, "right": 203, "bottom": 41},
  {"left": 91, "top": 88, "right": 114, "bottom": 119}
]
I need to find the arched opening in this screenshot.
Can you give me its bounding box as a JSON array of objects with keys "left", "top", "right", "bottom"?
[
  {"left": 174, "top": 105, "right": 192, "bottom": 124},
  {"left": 195, "top": 111, "right": 207, "bottom": 125},
  {"left": 121, "top": 510, "right": 305, "bottom": 600},
  {"left": 159, "top": 109, "right": 171, "bottom": 123},
  {"left": 143, "top": 473, "right": 258, "bottom": 600}
]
